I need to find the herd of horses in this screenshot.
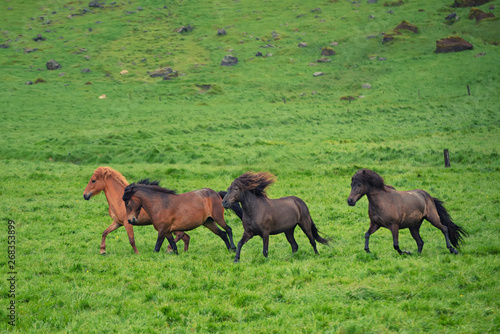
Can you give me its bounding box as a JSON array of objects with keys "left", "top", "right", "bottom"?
[{"left": 83, "top": 166, "right": 467, "bottom": 262}]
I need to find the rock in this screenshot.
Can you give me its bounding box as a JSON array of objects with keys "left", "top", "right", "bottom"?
[
  {"left": 89, "top": 1, "right": 104, "bottom": 8},
  {"left": 177, "top": 25, "right": 193, "bottom": 33},
  {"left": 468, "top": 8, "right": 495, "bottom": 21},
  {"left": 255, "top": 51, "right": 263, "bottom": 56},
  {"left": 362, "top": 83, "right": 372, "bottom": 89},
  {"left": 317, "top": 57, "right": 331, "bottom": 63},
  {"left": 0, "top": 44, "right": 9, "bottom": 48},
  {"left": 25, "top": 81, "right": 33, "bottom": 85},
  {"left": 382, "top": 34, "right": 396, "bottom": 44},
  {"left": 46, "top": 59, "right": 62, "bottom": 70},
  {"left": 81, "top": 68, "right": 91, "bottom": 73},
  {"left": 379, "top": 57, "right": 387, "bottom": 61},
  {"left": 34, "top": 78, "right": 47, "bottom": 84},
  {"left": 452, "top": 0, "right": 490, "bottom": 7},
  {"left": 340, "top": 96, "right": 356, "bottom": 101},
  {"left": 384, "top": 0, "right": 404, "bottom": 6},
  {"left": 217, "top": 28, "right": 226, "bottom": 35},
  {"left": 311, "top": 8, "right": 321, "bottom": 13},
  {"left": 321, "top": 47, "right": 336, "bottom": 56},
  {"left": 368, "top": 0, "right": 378, "bottom": 3},
  {"left": 446, "top": 13, "right": 458, "bottom": 20},
  {"left": 435, "top": 36, "right": 473, "bottom": 53},
  {"left": 474, "top": 52, "right": 486, "bottom": 57},
  {"left": 149, "top": 67, "right": 177, "bottom": 78},
  {"left": 266, "top": 53, "right": 272, "bottom": 57},
  {"left": 261, "top": 44, "right": 275, "bottom": 48},
  {"left": 369, "top": 15, "right": 376, "bottom": 19},
  {"left": 99, "top": 94, "right": 107, "bottom": 99},
  {"left": 120, "top": 70, "right": 128, "bottom": 75},
  {"left": 24, "top": 48, "right": 38, "bottom": 53},
  {"left": 221, "top": 55, "right": 238, "bottom": 66},
  {"left": 298, "top": 42, "right": 307, "bottom": 47},
  {"left": 313, "top": 72, "right": 324, "bottom": 77},
  {"left": 395, "top": 20, "right": 418, "bottom": 33},
  {"left": 33, "top": 34, "right": 46, "bottom": 41}
]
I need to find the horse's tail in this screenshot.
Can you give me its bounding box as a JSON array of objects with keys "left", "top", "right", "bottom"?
[
  {"left": 311, "top": 221, "right": 330, "bottom": 246},
  {"left": 433, "top": 198, "right": 468, "bottom": 248},
  {"left": 218, "top": 191, "right": 243, "bottom": 220}
]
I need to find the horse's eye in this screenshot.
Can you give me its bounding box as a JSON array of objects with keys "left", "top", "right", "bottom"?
[{"left": 91, "top": 180, "right": 96, "bottom": 183}]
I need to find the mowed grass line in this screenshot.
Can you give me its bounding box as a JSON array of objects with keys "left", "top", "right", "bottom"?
[{"left": 0, "top": 161, "right": 498, "bottom": 332}]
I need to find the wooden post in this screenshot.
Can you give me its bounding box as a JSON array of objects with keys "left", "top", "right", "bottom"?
[
  {"left": 467, "top": 85, "right": 470, "bottom": 96},
  {"left": 443, "top": 149, "right": 450, "bottom": 167}
]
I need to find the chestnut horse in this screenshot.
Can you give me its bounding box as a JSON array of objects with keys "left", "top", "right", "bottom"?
[
  {"left": 222, "top": 172, "right": 329, "bottom": 263},
  {"left": 123, "top": 182, "right": 237, "bottom": 254},
  {"left": 347, "top": 169, "right": 467, "bottom": 255},
  {"left": 83, "top": 167, "right": 190, "bottom": 254}
]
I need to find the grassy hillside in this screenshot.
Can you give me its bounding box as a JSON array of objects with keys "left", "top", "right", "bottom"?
[{"left": 0, "top": 0, "right": 499, "bottom": 333}]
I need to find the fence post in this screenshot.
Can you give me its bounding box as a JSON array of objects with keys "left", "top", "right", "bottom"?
[{"left": 443, "top": 149, "right": 450, "bottom": 167}]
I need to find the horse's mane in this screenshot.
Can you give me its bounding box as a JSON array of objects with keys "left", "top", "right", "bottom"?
[
  {"left": 93, "top": 166, "right": 129, "bottom": 187},
  {"left": 353, "top": 169, "right": 387, "bottom": 190},
  {"left": 232, "top": 171, "right": 276, "bottom": 197},
  {"left": 122, "top": 181, "right": 176, "bottom": 202}
]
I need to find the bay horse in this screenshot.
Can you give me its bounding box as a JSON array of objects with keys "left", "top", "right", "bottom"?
[
  {"left": 222, "top": 172, "right": 329, "bottom": 263},
  {"left": 83, "top": 167, "right": 190, "bottom": 254},
  {"left": 122, "top": 182, "right": 237, "bottom": 254},
  {"left": 347, "top": 169, "right": 467, "bottom": 255}
]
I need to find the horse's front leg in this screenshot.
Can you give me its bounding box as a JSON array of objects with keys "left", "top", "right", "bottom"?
[
  {"left": 364, "top": 221, "right": 380, "bottom": 253},
  {"left": 390, "top": 224, "right": 410, "bottom": 255},
  {"left": 123, "top": 221, "right": 139, "bottom": 254},
  {"left": 100, "top": 221, "right": 121, "bottom": 255},
  {"left": 262, "top": 232, "right": 270, "bottom": 258},
  {"left": 167, "top": 232, "right": 191, "bottom": 252},
  {"left": 165, "top": 233, "right": 178, "bottom": 255},
  {"left": 234, "top": 231, "right": 253, "bottom": 263}
]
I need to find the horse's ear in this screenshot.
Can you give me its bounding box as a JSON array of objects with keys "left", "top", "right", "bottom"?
[{"left": 362, "top": 170, "right": 366, "bottom": 174}]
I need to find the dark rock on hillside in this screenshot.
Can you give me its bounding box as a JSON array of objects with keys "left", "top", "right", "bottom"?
[
  {"left": 25, "top": 81, "right": 33, "bottom": 85},
  {"left": 256, "top": 51, "right": 263, "bottom": 56},
  {"left": 149, "top": 67, "right": 178, "bottom": 78},
  {"left": 435, "top": 36, "right": 473, "bottom": 53},
  {"left": 395, "top": 20, "right": 418, "bottom": 33},
  {"left": 221, "top": 55, "right": 238, "bottom": 66},
  {"left": 217, "top": 28, "right": 227, "bottom": 35},
  {"left": 368, "top": 0, "right": 378, "bottom": 3},
  {"left": 46, "top": 59, "right": 62, "bottom": 70},
  {"left": 317, "top": 57, "right": 331, "bottom": 63},
  {"left": 298, "top": 42, "right": 307, "bottom": 47},
  {"left": 81, "top": 68, "right": 91, "bottom": 73},
  {"left": 452, "top": 0, "right": 490, "bottom": 7},
  {"left": 382, "top": 34, "right": 396, "bottom": 44},
  {"left": 445, "top": 12, "right": 459, "bottom": 23},
  {"left": 177, "top": 25, "right": 193, "bottom": 33},
  {"left": 384, "top": 0, "right": 403, "bottom": 6},
  {"left": 24, "top": 47, "right": 38, "bottom": 54},
  {"left": 0, "top": 44, "right": 9, "bottom": 48},
  {"left": 89, "top": 1, "right": 104, "bottom": 8},
  {"left": 321, "top": 47, "right": 336, "bottom": 56},
  {"left": 468, "top": 7, "right": 495, "bottom": 21},
  {"left": 33, "top": 34, "right": 46, "bottom": 41}
]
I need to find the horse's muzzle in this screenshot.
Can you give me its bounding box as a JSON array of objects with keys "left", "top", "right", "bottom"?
[
  {"left": 347, "top": 198, "right": 356, "bottom": 206},
  {"left": 83, "top": 193, "right": 91, "bottom": 200},
  {"left": 221, "top": 200, "right": 230, "bottom": 209},
  {"left": 128, "top": 218, "right": 137, "bottom": 225}
]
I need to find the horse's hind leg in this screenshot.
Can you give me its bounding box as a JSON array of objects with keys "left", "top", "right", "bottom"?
[
  {"left": 298, "top": 223, "right": 318, "bottom": 254},
  {"left": 167, "top": 232, "right": 191, "bottom": 252},
  {"left": 284, "top": 228, "right": 299, "bottom": 253},
  {"left": 426, "top": 211, "right": 458, "bottom": 254},
  {"left": 203, "top": 219, "right": 232, "bottom": 250},
  {"left": 390, "top": 224, "right": 410, "bottom": 255},
  {"left": 213, "top": 211, "right": 236, "bottom": 250},
  {"left": 409, "top": 225, "right": 424, "bottom": 254}
]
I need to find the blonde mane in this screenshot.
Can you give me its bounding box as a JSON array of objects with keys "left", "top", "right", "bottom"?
[{"left": 94, "top": 166, "right": 129, "bottom": 187}]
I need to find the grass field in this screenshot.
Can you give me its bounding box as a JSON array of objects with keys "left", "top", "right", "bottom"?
[{"left": 0, "top": 0, "right": 499, "bottom": 333}]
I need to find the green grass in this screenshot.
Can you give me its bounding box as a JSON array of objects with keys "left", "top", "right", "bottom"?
[{"left": 0, "top": 0, "right": 499, "bottom": 332}]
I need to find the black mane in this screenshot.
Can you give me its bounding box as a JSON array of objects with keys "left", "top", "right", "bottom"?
[
  {"left": 352, "top": 169, "right": 386, "bottom": 190},
  {"left": 122, "top": 182, "right": 177, "bottom": 202}
]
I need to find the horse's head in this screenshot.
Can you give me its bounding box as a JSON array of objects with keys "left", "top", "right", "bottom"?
[
  {"left": 347, "top": 169, "right": 384, "bottom": 206},
  {"left": 222, "top": 183, "right": 244, "bottom": 209},
  {"left": 122, "top": 184, "right": 142, "bottom": 225},
  {"left": 83, "top": 167, "right": 109, "bottom": 200}
]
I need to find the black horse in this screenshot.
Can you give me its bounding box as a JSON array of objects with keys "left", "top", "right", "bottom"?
[
  {"left": 222, "top": 172, "right": 329, "bottom": 262},
  {"left": 347, "top": 169, "right": 467, "bottom": 255}
]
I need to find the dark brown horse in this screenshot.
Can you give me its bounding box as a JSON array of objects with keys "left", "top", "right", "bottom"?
[
  {"left": 123, "top": 181, "right": 237, "bottom": 254},
  {"left": 83, "top": 167, "right": 190, "bottom": 254},
  {"left": 347, "top": 169, "right": 467, "bottom": 255},
  {"left": 222, "top": 172, "right": 329, "bottom": 263}
]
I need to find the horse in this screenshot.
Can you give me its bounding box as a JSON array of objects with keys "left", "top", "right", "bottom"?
[
  {"left": 122, "top": 181, "right": 238, "bottom": 254},
  {"left": 221, "top": 172, "right": 329, "bottom": 263},
  {"left": 83, "top": 166, "right": 190, "bottom": 254},
  {"left": 347, "top": 168, "right": 467, "bottom": 255}
]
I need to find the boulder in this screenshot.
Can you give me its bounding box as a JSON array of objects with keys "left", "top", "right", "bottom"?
[
  {"left": 221, "top": 55, "right": 238, "bottom": 66},
  {"left": 468, "top": 7, "right": 495, "bottom": 21},
  {"left": 395, "top": 20, "right": 419, "bottom": 33},
  {"left": 177, "top": 25, "right": 193, "bottom": 33},
  {"left": 217, "top": 28, "right": 226, "bottom": 35},
  {"left": 362, "top": 83, "right": 372, "bottom": 89},
  {"left": 313, "top": 72, "right": 324, "bottom": 77},
  {"left": 382, "top": 34, "right": 396, "bottom": 44},
  {"left": 435, "top": 36, "right": 473, "bottom": 53},
  {"left": 321, "top": 47, "right": 336, "bottom": 56},
  {"left": 452, "top": 0, "right": 490, "bottom": 7},
  {"left": 0, "top": 44, "right": 10, "bottom": 48},
  {"left": 298, "top": 42, "right": 307, "bottom": 47},
  {"left": 89, "top": 1, "right": 104, "bottom": 8},
  {"left": 46, "top": 59, "right": 62, "bottom": 70},
  {"left": 149, "top": 67, "right": 177, "bottom": 78}
]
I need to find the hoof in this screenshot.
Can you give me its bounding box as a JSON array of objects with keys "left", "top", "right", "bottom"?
[
  {"left": 403, "top": 251, "right": 412, "bottom": 255},
  {"left": 100, "top": 252, "right": 106, "bottom": 256},
  {"left": 450, "top": 248, "right": 459, "bottom": 255}
]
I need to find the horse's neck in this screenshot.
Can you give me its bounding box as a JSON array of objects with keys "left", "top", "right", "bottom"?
[
  {"left": 103, "top": 177, "right": 127, "bottom": 214},
  {"left": 136, "top": 190, "right": 164, "bottom": 221},
  {"left": 240, "top": 191, "right": 264, "bottom": 219},
  {"left": 366, "top": 188, "right": 390, "bottom": 208}
]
